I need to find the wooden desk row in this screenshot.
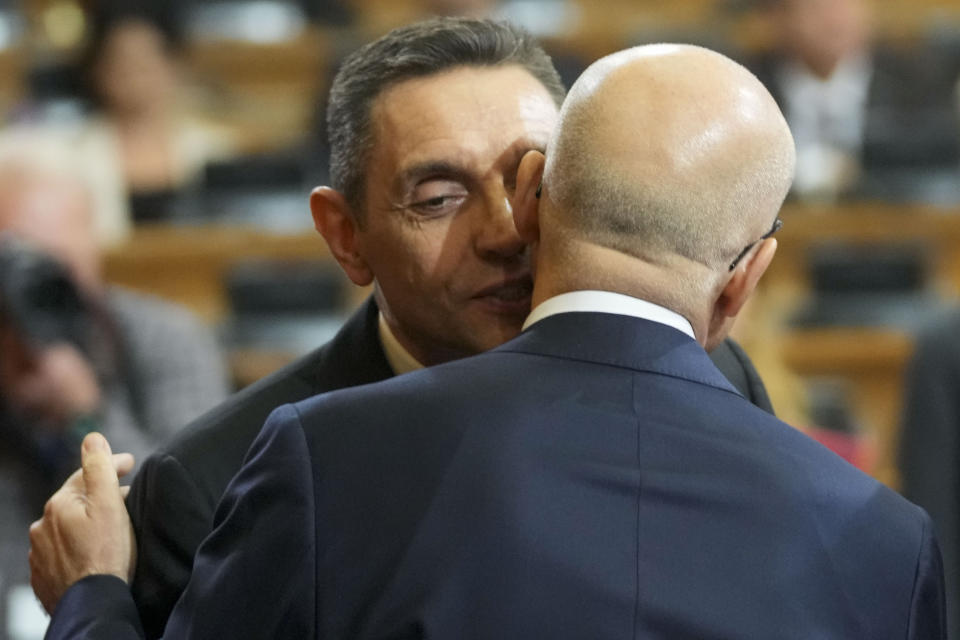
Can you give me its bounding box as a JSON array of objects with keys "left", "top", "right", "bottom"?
[
  {"left": 104, "top": 203, "right": 960, "bottom": 317},
  {"left": 761, "top": 202, "right": 960, "bottom": 489},
  {"left": 5, "top": 0, "right": 960, "bottom": 148},
  {"left": 102, "top": 204, "right": 960, "bottom": 489},
  {"left": 777, "top": 328, "right": 915, "bottom": 489},
  {"left": 768, "top": 201, "right": 960, "bottom": 299},
  {"left": 102, "top": 224, "right": 336, "bottom": 323}
]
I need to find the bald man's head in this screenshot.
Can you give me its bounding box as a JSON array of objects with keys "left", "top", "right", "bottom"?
[
  {"left": 542, "top": 44, "right": 794, "bottom": 274},
  {"left": 513, "top": 44, "right": 794, "bottom": 345}
]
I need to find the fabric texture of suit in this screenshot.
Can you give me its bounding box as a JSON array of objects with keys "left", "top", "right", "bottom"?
[
  {"left": 53, "top": 311, "right": 943, "bottom": 639},
  {"left": 125, "top": 297, "right": 773, "bottom": 638},
  {"left": 899, "top": 311, "right": 960, "bottom": 640},
  {"left": 126, "top": 297, "right": 394, "bottom": 638}
]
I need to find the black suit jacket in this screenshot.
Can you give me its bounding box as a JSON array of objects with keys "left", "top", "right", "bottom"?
[
  {"left": 899, "top": 312, "right": 960, "bottom": 640},
  {"left": 126, "top": 297, "right": 393, "bottom": 637},
  {"left": 126, "top": 297, "right": 773, "bottom": 638},
  {"left": 53, "top": 312, "right": 943, "bottom": 639}
]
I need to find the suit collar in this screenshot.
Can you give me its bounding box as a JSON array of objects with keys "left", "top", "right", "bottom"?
[
  {"left": 523, "top": 290, "right": 695, "bottom": 339},
  {"left": 302, "top": 296, "right": 394, "bottom": 389},
  {"left": 498, "top": 311, "right": 739, "bottom": 397}
]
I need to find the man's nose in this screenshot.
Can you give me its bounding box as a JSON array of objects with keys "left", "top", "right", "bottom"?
[{"left": 475, "top": 187, "right": 526, "bottom": 260}]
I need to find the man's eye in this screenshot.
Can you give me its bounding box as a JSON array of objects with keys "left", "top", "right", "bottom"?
[
  {"left": 403, "top": 178, "right": 468, "bottom": 216},
  {"left": 410, "top": 194, "right": 466, "bottom": 215}
]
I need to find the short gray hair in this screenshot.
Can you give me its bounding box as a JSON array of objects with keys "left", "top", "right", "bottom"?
[{"left": 327, "top": 17, "right": 565, "bottom": 217}]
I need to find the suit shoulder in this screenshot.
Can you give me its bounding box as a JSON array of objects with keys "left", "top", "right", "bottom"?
[
  {"left": 160, "top": 345, "right": 329, "bottom": 462},
  {"left": 155, "top": 298, "right": 385, "bottom": 464},
  {"left": 748, "top": 409, "right": 929, "bottom": 542},
  {"left": 295, "top": 351, "right": 508, "bottom": 410},
  {"left": 289, "top": 353, "right": 516, "bottom": 448}
]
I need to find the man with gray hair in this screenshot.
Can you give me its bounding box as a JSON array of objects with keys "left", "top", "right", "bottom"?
[
  {"left": 32, "top": 42, "right": 944, "bottom": 638},
  {"left": 42, "top": 17, "right": 773, "bottom": 640}
]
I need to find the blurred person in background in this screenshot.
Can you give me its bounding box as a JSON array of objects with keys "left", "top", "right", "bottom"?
[
  {"left": 76, "top": 2, "right": 238, "bottom": 224},
  {"left": 0, "top": 141, "right": 229, "bottom": 637},
  {"left": 899, "top": 314, "right": 960, "bottom": 640},
  {"left": 9, "top": 1, "right": 238, "bottom": 240},
  {"left": 747, "top": 0, "right": 960, "bottom": 202}
]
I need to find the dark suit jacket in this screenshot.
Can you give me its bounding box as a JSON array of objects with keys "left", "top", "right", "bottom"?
[
  {"left": 899, "top": 312, "right": 960, "bottom": 640},
  {"left": 124, "top": 297, "right": 773, "bottom": 638},
  {"left": 51, "top": 311, "right": 943, "bottom": 638}
]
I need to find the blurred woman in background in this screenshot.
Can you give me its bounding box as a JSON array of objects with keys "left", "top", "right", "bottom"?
[{"left": 76, "top": 3, "right": 238, "bottom": 225}]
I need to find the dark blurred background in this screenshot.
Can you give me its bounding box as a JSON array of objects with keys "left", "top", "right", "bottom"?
[
  {"left": 2, "top": 0, "right": 960, "bottom": 636},
  {"left": 0, "top": 0, "right": 958, "bottom": 513}
]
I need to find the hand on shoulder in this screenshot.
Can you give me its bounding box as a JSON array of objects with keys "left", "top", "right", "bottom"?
[{"left": 29, "top": 433, "right": 137, "bottom": 613}]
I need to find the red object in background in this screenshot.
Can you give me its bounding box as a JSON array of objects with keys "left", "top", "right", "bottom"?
[{"left": 801, "top": 425, "right": 879, "bottom": 473}]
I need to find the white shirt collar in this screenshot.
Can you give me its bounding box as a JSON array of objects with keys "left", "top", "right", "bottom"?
[{"left": 522, "top": 290, "right": 696, "bottom": 340}]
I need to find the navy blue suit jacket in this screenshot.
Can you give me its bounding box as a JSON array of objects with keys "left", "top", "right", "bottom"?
[
  {"left": 124, "top": 297, "right": 773, "bottom": 639},
  {"left": 50, "top": 311, "right": 944, "bottom": 639}
]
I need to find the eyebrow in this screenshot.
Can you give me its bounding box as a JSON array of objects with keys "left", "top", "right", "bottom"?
[
  {"left": 394, "top": 161, "right": 472, "bottom": 198},
  {"left": 392, "top": 139, "right": 549, "bottom": 199}
]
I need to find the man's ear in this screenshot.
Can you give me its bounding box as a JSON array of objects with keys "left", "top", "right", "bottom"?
[
  {"left": 310, "top": 187, "right": 374, "bottom": 286},
  {"left": 513, "top": 150, "right": 545, "bottom": 246},
  {"left": 705, "top": 237, "right": 777, "bottom": 349}
]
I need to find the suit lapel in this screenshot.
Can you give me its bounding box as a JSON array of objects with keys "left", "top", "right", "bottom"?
[{"left": 301, "top": 296, "right": 395, "bottom": 392}]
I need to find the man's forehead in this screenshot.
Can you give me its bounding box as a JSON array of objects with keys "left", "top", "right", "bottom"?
[
  {"left": 373, "top": 66, "right": 557, "bottom": 130},
  {"left": 369, "top": 65, "right": 558, "bottom": 170}
]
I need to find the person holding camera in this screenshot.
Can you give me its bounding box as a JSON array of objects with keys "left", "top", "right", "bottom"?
[{"left": 0, "top": 146, "right": 229, "bottom": 636}]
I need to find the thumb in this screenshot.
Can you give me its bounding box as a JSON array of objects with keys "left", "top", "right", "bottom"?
[{"left": 81, "top": 432, "right": 119, "bottom": 499}]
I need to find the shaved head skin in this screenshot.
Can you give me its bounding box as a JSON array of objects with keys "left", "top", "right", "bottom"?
[{"left": 514, "top": 44, "right": 795, "bottom": 349}]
